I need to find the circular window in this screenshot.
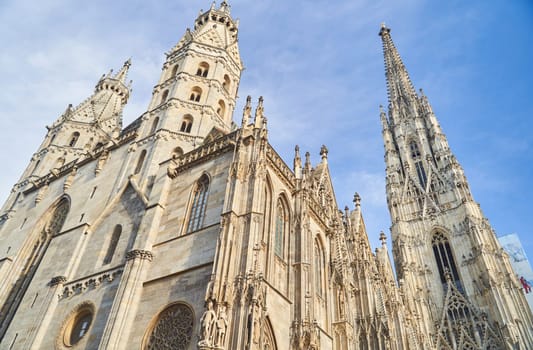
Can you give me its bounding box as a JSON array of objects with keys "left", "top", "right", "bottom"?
[
  {"left": 144, "top": 303, "right": 194, "bottom": 350},
  {"left": 61, "top": 304, "right": 94, "bottom": 347}
]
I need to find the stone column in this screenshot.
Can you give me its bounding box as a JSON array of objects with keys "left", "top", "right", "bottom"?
[{"left": 98, "top": 249, "right": 153, "bottom": 350}]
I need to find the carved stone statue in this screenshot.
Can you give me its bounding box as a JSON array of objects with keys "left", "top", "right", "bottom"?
[
  {"left": 198, "top": 299, "right": 217, "bottom": 346},
  {"left": 215, "top": 305, "right": 228, "bottom": 347}
]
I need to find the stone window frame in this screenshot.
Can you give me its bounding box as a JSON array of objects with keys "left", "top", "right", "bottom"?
[
  {"left": 196, "top": 62, "right": 209, "bottom": 77},
  {"left": 56, "top": 301, "right": 96, "bottom": 349},
  {"left": 185, "top": 174, "right": 210, "bottom": 234},
  {"left": 273, "top": 195, "right": 290, "bottom": 260},
  {"left": 142, "top": 302, "right": 195, "bottom": 350},
  {"left": 431, "top": 230, "right": 463, "bottom": 292}
]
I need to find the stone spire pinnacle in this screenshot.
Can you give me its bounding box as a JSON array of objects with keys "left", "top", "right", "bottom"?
[
  {"left": 254, "top": 96, "right": 264, "bottom": 129},
  {"left": 114, "top": 58, "right": 132, "bottom": 84},
  {"left": 293, "top": 145, "right": 302, "bottom": 179},
  {"left": 241, "top": 95, "right": 252, "bottom": 126},
  {"left": 219, "top": 0, "right": 230, "bottom": 13},
  {"left": 379, "top": 24, "right": 417, "bottom": 112},
  {"left": 95, "top": 60, "right": 131, "bottom": 105}
]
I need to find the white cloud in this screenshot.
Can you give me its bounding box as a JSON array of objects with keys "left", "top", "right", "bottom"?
[{"left": 0, "top": 0, "right": 531, "bottom": 259}]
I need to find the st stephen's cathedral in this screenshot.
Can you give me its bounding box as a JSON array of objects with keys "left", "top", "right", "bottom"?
[{"left": 0, "top": 2, "right": 531, "bottom": 349}]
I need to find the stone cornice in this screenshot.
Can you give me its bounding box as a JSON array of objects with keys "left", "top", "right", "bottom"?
[
  {"left": 167, "top": 131, "right": 237, "bottom": 179},
  {"left": 265, "top": 144, "right": 295, "bottom": 190},
  {"left": 126, "top": 249, "right": 154, "bottom": 261},
  {"left": 59, "top": 267, "right": 123, "bottom": 299},
  {"left": 19, "top": 130, "right": 136, "bottom": 195}
]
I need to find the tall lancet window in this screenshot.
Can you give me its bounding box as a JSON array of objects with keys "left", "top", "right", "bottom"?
[
  {"left": 134, "top": 150, "right": 147, "bottom": 175},
  {"left": 432, "top": 232, "right": 463, "bottom": 292},
  {"left": 314, "top": 240, "right": 324, "bottom": 296},
  {"left": 409, "top": 141, "right": 427, "bottom": 189},
  {"left": 274, "top": 198, "right": 287, "bottom": 258},
  {"left": 186, "top": 175, "right": 209, "bottom": 233},
  {"left": 103, "top": 225, "right": 122, "bottom": 265}
]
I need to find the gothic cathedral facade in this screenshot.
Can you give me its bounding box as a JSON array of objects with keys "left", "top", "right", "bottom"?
[{"left": 0, "top": 2, "right": 531, "bottom": 349}]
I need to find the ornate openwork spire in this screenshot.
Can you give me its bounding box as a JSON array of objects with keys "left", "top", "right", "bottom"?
[{"left": 379, "top": 24, "right": 417, "bottom": 110}]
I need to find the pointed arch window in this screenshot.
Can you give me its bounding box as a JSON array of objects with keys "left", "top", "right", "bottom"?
[
  {"left": 0, "top": 198, "right": 69, "bottom": 336},
  {"left": 274, "top": 198, "right": 288, "bottom": 258},
  {"left": 314, "top": 240, "right": 324, "bottom": 296},
  {"left": 171, "top": 64, "right": 179, "bottom": 78},
  {"left": 134, "top": 150, "right": 147, "bottom": 175},
  {"left": 69, "top": 132, "right": 80, "bottom": 147},
  {"left": 186, "top": 175, "right": 210, "bottom": 233},
  {"left": 196, "top": 62, "right": 209, "bottom": 77},
  {"left": 432, "top": 232, "right": 463, "bottom": 292},
  {"left": 409, "top": 141, "right": 421, "bottom": 158},
  {"left": 160, "top": 90, "right": 169, "bottom": 104},
  {"left": 150, "top": 117, "right": 159, "bottom": 134},
  {"left": 409, "top": 140, "right": 427, "bottom": 188},
  {"left": 189, "top": 87, "right": 202, "bottom": 102},
  {"left": 180, "top": 115, "right": 193, "bottom": 133},
  {"left": 216, "top": 100, "right": 226, "bottom": 118},
  {"left": 261, "top": 180, "right": 272, "bottom": 242},
  {"left": 223, "top": 74, "right": 231, "bottom": 92},
  {"left": 103, "top": 225, "right": 122, "bottom": 265}
]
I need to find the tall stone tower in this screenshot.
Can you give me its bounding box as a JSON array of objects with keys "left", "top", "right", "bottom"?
[{"left": 379, "top": 24, "right": 533, "bottom": 349}]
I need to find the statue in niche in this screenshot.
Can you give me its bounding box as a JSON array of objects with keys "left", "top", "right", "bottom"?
[
  {"left": 215, "top": 305, "right": 228, "bottom": 347},
  {"left": 199, "top": 299, "right": 217, "bottom": 346},
  {"left": 247, "top": 302, "right": 262, "bottom": 348},
  {"left": 338, "top": 288, "right": 346, "bottom": 319}
]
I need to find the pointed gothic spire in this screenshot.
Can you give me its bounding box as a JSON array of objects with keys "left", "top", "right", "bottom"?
[
  {"left": 241, "top": 95, "right": 252, "bottom": 126},
  {"left": 254, "top": 96, "right": 264, "bottom": 129},
  {"left": 114, "top": 58, "right": 132, "bottom": 84},
  {"left": 304, "top": 151, "right": 312, "bottom": 174},
  {"left": 293, "top": 145, "right": 302, "bottom": 179},
  {"left": 379, "top": 24, "right": 417, "bottom": 113}
]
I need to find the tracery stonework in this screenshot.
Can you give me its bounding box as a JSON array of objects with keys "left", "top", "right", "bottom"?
[
  {"left": 145, "top": 303, "right": 194, "bottom": 350},
  {"left": 1, "top": 2, "right": 533, "bottom": 350}
]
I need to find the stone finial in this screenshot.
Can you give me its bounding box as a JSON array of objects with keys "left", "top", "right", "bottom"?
[
  {"left": 220, "top": 0, "right": 230, "bottom": 13},
  {"left": 294, "top": 145, "right": 302, "bottom": 178},
  {"left": 304, "top": 151, "right": 311, "bottom": 172},
  {"left": 379, "top": 231, "right": 387, "bottom": 246},
  {"left": 241, "top": 95, "right": 252, "bottom": 126},
  {"left": 353, "top": 192, "right": 361, "bottom": 208},
  {"left": 379, "top": 22, "right": 390, "bottom": 36},
  {"left": 320, "top": 145, "right": 328, "bottom": 161}
]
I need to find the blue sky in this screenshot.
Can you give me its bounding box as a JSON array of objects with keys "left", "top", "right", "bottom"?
[{"left": 0, "top": 1, "right": 532, "bottom": 267}]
